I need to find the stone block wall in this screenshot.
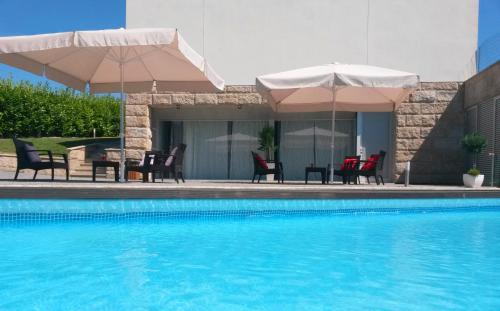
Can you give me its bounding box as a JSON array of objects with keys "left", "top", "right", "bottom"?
[
  {"left": 393, "top": 82, "right": 465, "bottom": 184},
  {"left": 124, "top": 86, "right": 263, "bottom": 160},
  {"left": 125, "top": 94, "right": 152, "bottom": 160}
]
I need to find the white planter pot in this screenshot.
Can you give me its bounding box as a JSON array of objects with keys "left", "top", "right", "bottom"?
[
  {"left": 463, "top": 174, "right": 484, "bottom": 188},
  {"left": 266, "top": 162, "right": 275, "bottom": 181}
]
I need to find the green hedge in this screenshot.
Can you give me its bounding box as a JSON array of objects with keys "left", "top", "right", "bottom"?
[{"left": 0, "top": 79, "right": 120, "bottom": 138}]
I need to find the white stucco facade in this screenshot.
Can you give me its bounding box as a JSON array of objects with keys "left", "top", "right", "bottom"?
[{"left": 126, "top": 0, "right": 478, "bottom": 83}]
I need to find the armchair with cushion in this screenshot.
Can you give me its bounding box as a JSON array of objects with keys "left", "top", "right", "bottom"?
[
  {"left": 150, "top": 144, "right": 187, "bottom": 183},
  {"left": 12, "top": 137, "right": 69, "bottom": 181},
  {"left": 355, "top": 150, "right": 386, "bottom": 185},
  {"left": 251, "top": 151, "right": 284, "bottom": 183},
  {"left": 327, "top": 155, "right": 360, "bottom": 184},
  {"left": 124, "top": 150, "right": 160, "bottom": 182}
]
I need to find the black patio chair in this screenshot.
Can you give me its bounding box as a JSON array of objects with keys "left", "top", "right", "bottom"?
[
  {"left": 151, "top": 144, "right": 187, "bottom": 183},
  {"left": 327, "top": 155, "right": 361, "bottom": 184},
  {"left": 12, "top": 137, "right": 69, "bottom": 181},
  {"left": 125, "top": 150, "right": 161, "bottom": 182},
  {"left": 251, "top": 151, "right": 284, "bottom": 183},
  {"left": 355, "top": 150, "right": 386, "bottom": 185}
]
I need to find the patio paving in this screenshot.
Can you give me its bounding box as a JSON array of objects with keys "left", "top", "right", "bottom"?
[{"left": 0, "top": 169, "right": 498, "bottom": 199}]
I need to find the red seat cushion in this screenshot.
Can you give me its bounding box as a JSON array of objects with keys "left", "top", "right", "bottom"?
[
  {"left": 254, "top": 153, "right": 269, "bottom": 170},
  {"left": 340, "top": 157, "right": 358, "bottom": 170},
  {"left": 360, "top": 155, "right": 380, "bottom": 171}
]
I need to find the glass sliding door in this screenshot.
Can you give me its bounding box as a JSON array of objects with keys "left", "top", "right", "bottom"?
[
  {"left": 280, "top": 120, "right": 356, "bottom": 181},
  {"left": 315, "top": 119, "right": 356, "bottom": 170},
  {"left": 160, "top": 118, "right": 355, "bottom": 181},
  {"left": 183, "top": 121, "right": 229, "bottom": 179},
  {"left": 229, "top": 121, "right": 267, "bottom": 180},
  {"left": 280, "top": 121, "right": 316, "bottom": 180}
]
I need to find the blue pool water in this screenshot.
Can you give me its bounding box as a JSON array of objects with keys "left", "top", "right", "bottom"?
[{"left": 0, "top": 199, "right": 500, "bottom": 310}]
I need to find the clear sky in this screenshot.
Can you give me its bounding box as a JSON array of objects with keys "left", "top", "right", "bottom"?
[
  {"left": 478, "top": 0, "right": 500, "bottom": 45},
  {"left": 0, "top": 0, "right": 125, "bottom": 85},
  {"left": 0, "top": 0, "right": 498, "bottom": 84}
]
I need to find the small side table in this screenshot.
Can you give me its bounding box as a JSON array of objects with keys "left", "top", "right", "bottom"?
[
  {"left": 305, "top": 166, "right": 327, "bottom": 184},
  {"left": 92, "top": 160, "right": 119, "bottom": 182}
]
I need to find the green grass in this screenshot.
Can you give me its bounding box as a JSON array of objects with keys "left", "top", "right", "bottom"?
[{"left": 0, "top": 137, "right": 119, "bottom": 154}]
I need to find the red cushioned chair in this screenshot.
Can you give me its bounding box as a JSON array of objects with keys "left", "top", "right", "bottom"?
[
  {"left": 355, "top": 150, "right": 386, "bottom": 185},
  {"left": 327, "top": 155, "right": 360, "bottom": 184},
  {"left": 251, "top": 151, "right": 284, "bottom": 183}
]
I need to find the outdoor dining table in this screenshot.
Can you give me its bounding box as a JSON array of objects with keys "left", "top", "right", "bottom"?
[
  {"left": 92, "top": 160, "right": 119, "bottom": 182},
  {"left": 305, "top": 166, "right": 327, "bottom": 184}
]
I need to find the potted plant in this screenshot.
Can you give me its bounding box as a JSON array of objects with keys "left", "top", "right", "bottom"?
[
  {"left": 258, "top": 125, "right": 278, "bottom": 180},
  {"left": 461, "top": 133, "right": 487, "bottom": 188}
]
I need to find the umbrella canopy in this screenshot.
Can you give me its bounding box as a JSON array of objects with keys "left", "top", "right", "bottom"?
[
  {"left": 0, "top": 28, "right": 225, "bottom": 181},
  {"left": 256, "top": 63, "right": 419, "bottom": 181},
  {"left": 256, "top": 63, "right": 418, "bottom": 113},
  {"left": 0, "top": 28, "right": 224, "bottom": 93}
]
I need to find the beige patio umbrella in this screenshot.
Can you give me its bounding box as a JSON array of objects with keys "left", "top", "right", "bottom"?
[
  {"left": 256, "top": 63, "right": 419, "bottom": 182},
  {"left": 0, "top": 28, "right": 225, "bottom": 181}
]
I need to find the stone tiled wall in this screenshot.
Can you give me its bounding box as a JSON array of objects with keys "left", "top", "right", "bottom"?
[
  {"left": 393, "top": 82, "right": 465, "bottom": 184},
  {"left": 125, "top": 83, "right": 466, "bottom": 184}
]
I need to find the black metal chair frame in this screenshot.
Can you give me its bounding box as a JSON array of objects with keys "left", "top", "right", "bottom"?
[
  {"left": 251, "top": 151, "right": 284, "bottom": 183},
  {"left": 13, "top": 137, "right": 69, "bottom": 181},
  {"left": 125, "top": 150, "right": 160, "bottom": 182},
  {"left": 125, "top": 145, "right": 187, "bottom": 183},
  {"left": 327, "top": 155, "right": 361, "bottom": 184},
  {"left": 150, "top": 144, "right": 186, "bottom": 184},
  {"left": 355, "top": 150, "right": 386, "bottom": 185}
]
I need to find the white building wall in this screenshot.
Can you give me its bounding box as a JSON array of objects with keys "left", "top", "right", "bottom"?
[{"left": 126, "top": 0, "right": 478, "bottom": 83}]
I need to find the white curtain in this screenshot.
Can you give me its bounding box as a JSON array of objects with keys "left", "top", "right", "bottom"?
[
  {"left": 315, "top": 120, "right": 356, "bottom": 170},
  {"left": 280, "top": 120, "right": 355, "bottom": 180},
  {"left": 183, "top": 121, "right": 229, "bottom": 179},
  {"left": 280, "top": 121, "right": 316, "bottom": 180},
  {"left": 229, "top": 121, "right": 267, "bottom": 180}
]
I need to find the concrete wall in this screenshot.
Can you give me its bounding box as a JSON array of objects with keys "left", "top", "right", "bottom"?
[
  {"left": 463, "top": 61, "right": 500, "bottom": 186},
  {"left": 464, "top": 61, "right": 500, "bottom": 109},
  {"left": 126, "top": 0, "right": 478, "bottom": 83}
]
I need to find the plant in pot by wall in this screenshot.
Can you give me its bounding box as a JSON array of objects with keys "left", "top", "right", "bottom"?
[
  {"left": 461, "top": 133, "right": 487, "bottom": 188},
  {"left": 258, "top": 125, "right": 277, "bottom": 162}
]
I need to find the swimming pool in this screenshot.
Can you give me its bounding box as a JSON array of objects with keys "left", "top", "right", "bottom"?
[{"left": 1, "top": 199, "right": 499, "bottom": 310}]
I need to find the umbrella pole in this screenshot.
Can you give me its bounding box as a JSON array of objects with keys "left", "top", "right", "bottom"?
[
  {"left": 330, "top": 88, "right": 336, "bottom": 183},
  {"left": 313, "top": 121, "right": 316, "bottom": 167},
  {"left": 119, "top": 61, "right": 125, "bottom": 182}
]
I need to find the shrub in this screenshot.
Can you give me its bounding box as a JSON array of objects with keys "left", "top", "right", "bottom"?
[
  {"left": 0, "top": 78, "right": 120, "bottom": 138},
  {"left": 461, "top": 133, "right": 487, "bottom": 171},
  {"left": 467, "top": 168, "right": 481, "bottom": 177},
  {"left": 258, "top": 125, "right": 277, "bottom": 161}
]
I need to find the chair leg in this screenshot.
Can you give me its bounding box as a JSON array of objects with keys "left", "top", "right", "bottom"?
[
  {"left": 375, "top": 175, "right": 380, "bottom": 185},
  {"left": 180, "top": 172, "right": 185, "bottom": 183},
  {"left": 252, "top": 174, "right": 256, "bottom": 183},
  {"left": 14, "top": 168, "right": 20, "bottom": 180},
  {"left": 366, "top": 176, "right": 370, "bottom": 184},
  {"left": 257, "top": 175, "right": 261, "bottom": 183},
  {"left": 33, "top": 170, "right": 38, "bottom": 180},
  {"left": 379, "top": 175, "right": 384, "bottom": 185},
  {"left": 51, "top": 167, "right": 54, "bottom": 181},
  {"left": 66, "top": 167, "right": 69, "bottom": 181}
]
